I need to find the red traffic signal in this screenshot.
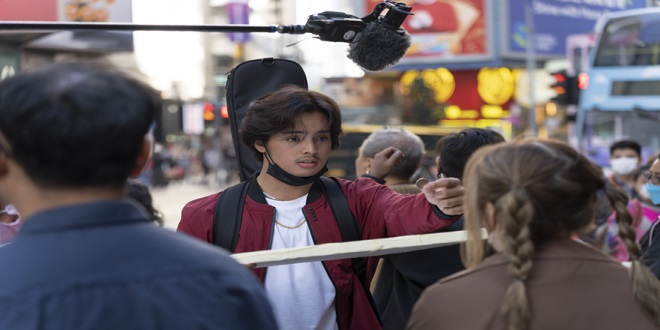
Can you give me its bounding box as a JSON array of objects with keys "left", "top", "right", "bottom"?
[
  {"left": 203, "top": 102, "right": 216, "bottom": 121},
  {"left": 549, "top": 70, "right": 580, "bottom": 106},
  {"left": 550, "top": 70, "right": 568, "bottom": 97},
  {"left": 577, "top": 72, "right": 589, "bottom": 90}
]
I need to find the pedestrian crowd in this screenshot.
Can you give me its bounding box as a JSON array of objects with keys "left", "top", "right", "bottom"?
[{"left": 0, "top": 61, "right": 659, "bottom": 330}]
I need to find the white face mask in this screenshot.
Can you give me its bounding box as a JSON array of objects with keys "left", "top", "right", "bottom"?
[
  {"left": 610, "top": 157, "right": 638, "bottom": 175},
  {"left": 638, "top": 184, "right": 651, "bottom": 200}
]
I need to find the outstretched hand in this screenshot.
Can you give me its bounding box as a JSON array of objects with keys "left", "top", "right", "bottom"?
[
  {"left": 421, "top": 177, "right": 464, "bottom": 215},
  {"left": 369, "top": 147, "right": 404, "bottom": 179}
]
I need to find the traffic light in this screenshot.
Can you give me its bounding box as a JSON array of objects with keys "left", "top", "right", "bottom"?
[
  {"left": 203, "top": 102, "right": 216, "bottom": 121},
  {"left": 219, "top": 105, "right": 229, "bottom": 126},
  {"left": 549, "top": 70, "right": 580, "bottom": 106},
  {"left": 550, "top": 70, "right": 569, "bottom": 105}
]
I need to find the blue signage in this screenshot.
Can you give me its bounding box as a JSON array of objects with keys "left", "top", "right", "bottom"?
[{"left": 507, "top": 0, "right": 647, "bottom": 56}]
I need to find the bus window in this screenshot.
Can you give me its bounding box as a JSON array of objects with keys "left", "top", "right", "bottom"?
[
  {"left": 583, "top": 111, "right": 660, "bottom": 166},
  {"left": 576, "top": 8, "right": 660, "bottom": 164},
  {"left": 594, "top": 14, "right": 660, "bottom": 67}
]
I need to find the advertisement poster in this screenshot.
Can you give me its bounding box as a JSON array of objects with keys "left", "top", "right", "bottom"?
[
  {"left": 364, "top": 0, "right": 490, "bottom": 63},
  {"left": 59, "top": 0, "right": 133, "bottom": 22},
  {"left": 506, "top": 0, "right": 646, "bottom": 57}
]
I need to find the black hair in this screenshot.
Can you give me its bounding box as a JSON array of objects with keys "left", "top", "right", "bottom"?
[
  {"left": 240, "top": 85, "right": 343, "bottom": 161},
  {"left": 610, "top": 139, "right": 642, "bottom": 158},
  {"left": 0, "top": 61, "right": 159, "bottom": 188},
  {"left": 126, "top": 180, "right": 163, "bottom": 226},
  {"left": 435, "top": 128, "right": 505, "bottom": 179}
]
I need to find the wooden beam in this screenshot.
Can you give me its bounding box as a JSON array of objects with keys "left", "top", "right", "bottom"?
[{"left": 231, "top": 229, "right": 487, "bottom": 268}]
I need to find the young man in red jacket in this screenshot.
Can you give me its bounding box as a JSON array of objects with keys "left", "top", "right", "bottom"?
[{"left": 178, "top": 85, "right": 464, "bottom": 330}]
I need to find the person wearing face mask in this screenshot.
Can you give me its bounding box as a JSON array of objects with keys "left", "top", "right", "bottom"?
[
  {"left": 586, "top": 140, "right": 645, "bottom": 249},
  {"left": 178, "top": 85, "right": 466, "bottom": 330},
  {"left": 640, "top": 154, "right": 660, "bottom": 278},
  {"left": 608, "top": 140, "right": 643, "bottom": 198},
  {"left": 604, "top": 165, "right": 660, "bottom": 262}
]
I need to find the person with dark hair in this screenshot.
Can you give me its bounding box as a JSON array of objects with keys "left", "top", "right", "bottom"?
[
  {"left": 408, "top": 138, "right": 660, "bottom": 330},
  {"left": 355, "top": 127, "right": 426, "bottom": 194},
  {"left": 372, "top": 128, "right": 504, "bottom": 330},
  {"left": 126, "top": 179, "right": 164, "bottom": 226},
  {"left": 609, "top": 139, "right": 643, "bottom": 198},
  {"left": 178, "top": 85, "right": 465, "bottom": 330},
  {"left": 590, "top": 139, "right": 645, "bottom": 249},
  {"left": 0, "top": 62, "right": 276, "bottom": 330}
]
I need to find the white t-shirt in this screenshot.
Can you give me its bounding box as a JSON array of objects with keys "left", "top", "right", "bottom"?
[{"left": 264, "top": 195, "right": 338, "bottom": 330}]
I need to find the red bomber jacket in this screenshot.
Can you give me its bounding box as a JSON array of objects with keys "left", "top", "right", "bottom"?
[{"left": 178, "top": 177, "right": 460, "bottom": 330}]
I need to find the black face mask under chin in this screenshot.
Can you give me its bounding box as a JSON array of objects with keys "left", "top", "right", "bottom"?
[{"left": 264, "top": 151, "right": 328, "bottom": 186}]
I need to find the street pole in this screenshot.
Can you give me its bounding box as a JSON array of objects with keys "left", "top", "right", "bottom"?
[{"left": 525, "top": 4, "right": 538, "bottom": 137}]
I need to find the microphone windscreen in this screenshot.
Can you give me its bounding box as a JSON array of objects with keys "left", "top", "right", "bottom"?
[{"left": 346, "top": 21, "right": 411, "bottom": 71}]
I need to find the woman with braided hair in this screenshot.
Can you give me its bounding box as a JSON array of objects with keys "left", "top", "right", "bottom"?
[{"left": 407, "top": 138, "right": 660, "bottom": 330}]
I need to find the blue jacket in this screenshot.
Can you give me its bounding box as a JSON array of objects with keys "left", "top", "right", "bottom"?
[{"left": 0, "top": 200, "right": 277, "bottom": 330}]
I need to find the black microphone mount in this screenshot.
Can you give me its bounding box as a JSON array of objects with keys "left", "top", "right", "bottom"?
[
  {"left": 278, "top": 11, "right": 365, "bottom": 43},
  {"left": 278, "top": 0, "right": 413, "bottom": 43},
  {"left": 361, "top": 0, "right": 413, "bottom": 33}
]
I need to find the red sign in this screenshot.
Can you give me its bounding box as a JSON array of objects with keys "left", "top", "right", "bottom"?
[
  {"left": 0, "top": 0, "right": 58, "bottom": 21},
  {"left": 364, "top": 0, "right": 488, "bottom": 61},
  {"left": 445, "top": 69, "right": 512, "bottom": 120},
  {"left": 447, "top": 70, "right": 482, "bottom": 111}
]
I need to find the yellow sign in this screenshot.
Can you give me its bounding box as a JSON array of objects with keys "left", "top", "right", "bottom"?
[
  {"left": 445, "top": 105, "right": 508, "bottom": 120},
  {"left": 400, "top": 68, "right": 455, "bottom": 103},
  {"left": 481, "top": 105, "right": 505, "bottom": 119},
  {"left": 477, "top": 67, "right": 515, "bottom": 106}
]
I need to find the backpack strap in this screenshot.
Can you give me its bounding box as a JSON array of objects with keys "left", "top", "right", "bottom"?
[
  {"left": 319, "top": 176, "right": 381, "bottom": 324},
  {"left": 213, "top": 181, "right": 250, "bottom": 251}
]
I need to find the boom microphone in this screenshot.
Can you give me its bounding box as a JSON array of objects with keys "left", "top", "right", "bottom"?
[
  {"left": 348, "top": 1, "right": 413, "bottom": 71},
  {"left": 278, "top": 0, "right": 413, "bottom": 71},
  {"left": 0, "top": 1, "right": 413, "bottom": 71}
]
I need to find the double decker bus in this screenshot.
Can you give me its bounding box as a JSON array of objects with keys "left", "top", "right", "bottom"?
[{"left": 576, "top": 8, "right": 660, "bottom": 166}]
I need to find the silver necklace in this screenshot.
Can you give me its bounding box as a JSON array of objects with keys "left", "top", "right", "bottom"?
[
  {"left": 261, "top": 184, "right": 306, "bottom": 228},
  {"left": 263, "top": 191, "right": 281, "bottom": 201}
]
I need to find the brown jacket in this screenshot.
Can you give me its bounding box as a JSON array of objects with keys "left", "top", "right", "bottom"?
[{"left": 407, "top": 239, "right": 658, "bottom": 330}]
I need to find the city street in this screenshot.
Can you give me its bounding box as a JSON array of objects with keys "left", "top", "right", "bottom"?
[{"left": 151, "top": 180, "right": 226, "bottom": 230}]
